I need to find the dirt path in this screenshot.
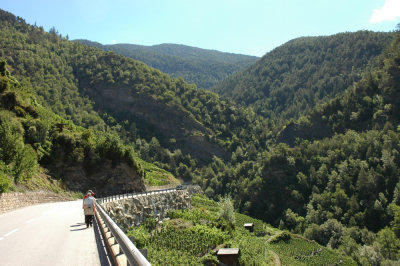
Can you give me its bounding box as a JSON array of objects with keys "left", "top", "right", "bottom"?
[
  {"left": 270, "top": 250, "right": 281, "bottom": 266},
  {"left": 266, "top": 232, "right": 281, "bottom": 266}
]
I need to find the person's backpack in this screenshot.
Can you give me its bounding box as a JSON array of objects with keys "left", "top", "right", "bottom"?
[{"left": 84, "top": 196, "right": 94, "bottom": 208}]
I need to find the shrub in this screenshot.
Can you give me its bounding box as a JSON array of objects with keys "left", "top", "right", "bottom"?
[
  {"left": 144, "top": 216, "right": 157, "bottom": 231},
  {"left": 218, "top": 196, "right": 235, "bottom": 226},
  {"left": 126, "top": 226, "right": 150, "bottom": 249},
  {"left": 0, "top": 169, "right": 11, "bottom": 193},
  {"left": 270, "top": 231, "right": 291, "bottom": 243}
]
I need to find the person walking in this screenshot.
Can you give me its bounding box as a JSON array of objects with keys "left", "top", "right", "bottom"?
[
  {"left": 83, "top": 190, "right": 94, "bottom": 199},
  {"left": 82, "top": 191, "right": 96, "bottom": 228}
]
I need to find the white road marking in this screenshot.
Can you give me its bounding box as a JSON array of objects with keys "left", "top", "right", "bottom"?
[
  {"left": 0, "top": 237, "right": 4, "bottom": 241},
  {"left": 4, "top": 228, "right": 19, "bottom": 237},
  {"left": 25, "top": 218, "right": 36, "bottom": 224}
]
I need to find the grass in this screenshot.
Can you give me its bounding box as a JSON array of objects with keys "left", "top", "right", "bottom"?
[{"left": 14, "top": 168, "right": 82, "bottom": 199}]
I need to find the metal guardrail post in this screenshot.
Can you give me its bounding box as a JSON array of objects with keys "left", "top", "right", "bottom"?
[{"left": 97, "top": 204, "right": 151, "bottom": 266}]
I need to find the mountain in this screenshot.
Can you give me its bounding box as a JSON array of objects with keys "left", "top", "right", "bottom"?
[
  {"left": 0, "top": 59, "right": 145, "bottom": 195},
  {"left": 75, "top": 40, "right": 259, "bottom": 89},
  {"left": 200, "top": 32, "right": 400, "bottom": 264},
  {"left": 277, "top": 32, "right": 400, "bottom": 146},
  {"left": 0, "top": 8, "right": 268, "bottom": 185},
  {"left": 212, "top": 31, "right": 394, "bottom": 124}
]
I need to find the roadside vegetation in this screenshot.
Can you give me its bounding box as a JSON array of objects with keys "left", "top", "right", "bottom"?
[{"left": 127, "top": 194, "right": 354, "bottom": 265}]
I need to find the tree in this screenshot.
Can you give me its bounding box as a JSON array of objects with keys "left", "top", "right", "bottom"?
[
  {"left": 358, "top": 245, "right": 382, "bottom": 266},
  {"left": 376, "top": 227, "right": 400, "bottom": 260},
  {"left": 388, "top": 203, "right": 400, "bottom": 237},
  {"left": 280, "top": 208, "right": 305, "bottom": 233},
  {"left": 218, "top": 196, "right": 235, "bottom": 226},
  {"left": 0, "top": 166, "right": 11, "bottom": 193},
  {"left": 13, "top": 144, "right": 37, "bottom": 182}
]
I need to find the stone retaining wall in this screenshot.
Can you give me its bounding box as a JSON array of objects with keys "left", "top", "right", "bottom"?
[
  {"left": 102, "top": 190, "right": 192, "bottom": 231},
  {"left": 0, "top": 191, "right": 71, "bottom": 214}
]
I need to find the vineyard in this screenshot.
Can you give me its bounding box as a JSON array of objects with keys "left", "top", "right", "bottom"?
[
  {"left": 148, "top": 224, "right": 228, "bottom": 255},
  {"left": 126, "top": 194, "right": 356, "bottom": 265},
  {"left": 267, "top": 233, "right": 357, "bottom": 265}
]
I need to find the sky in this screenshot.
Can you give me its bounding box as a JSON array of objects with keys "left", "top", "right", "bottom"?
[{"left": 1, "top": 0, "right": 400, "bottom": 57}]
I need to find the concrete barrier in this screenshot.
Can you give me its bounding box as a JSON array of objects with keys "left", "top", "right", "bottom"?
[{"left": 0, "top": 191, "right": 71, "bottom": 214}]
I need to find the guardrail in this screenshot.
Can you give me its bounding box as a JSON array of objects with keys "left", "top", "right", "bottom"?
[
  {"left": 98, "top": 186, "right": 186, "bottom": 204},
  {"left": 96, "top": 203, "right": 151, "bottom": 266},
  {"left": 95, "top": 185, "right": 197, "bottom": 265}
]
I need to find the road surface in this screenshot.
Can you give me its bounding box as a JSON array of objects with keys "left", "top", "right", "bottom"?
[{"left": 0, "top": 200, "right": 112, "bottom": 266}]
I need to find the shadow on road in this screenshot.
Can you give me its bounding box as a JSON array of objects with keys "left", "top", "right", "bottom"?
[
  {"left": 70, "top": 227, "right": 87, "bottom": 231},
  {"left": 68, "top": 220, "right": 113, "bottom": 265},
  {"left": 70, "top": 222, "right": 87, "bottom": 231},
  {"left": 93, "top": 217, "right": 114, "bottom": 266},
  {"left": 70, "top": 222, "right": 86, "bottom": 227}
]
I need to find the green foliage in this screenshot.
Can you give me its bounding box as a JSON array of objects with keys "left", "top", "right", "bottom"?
[
  {"left": 126, "top": 226, "right": 150, "bottom": 249},
  {"left": 268, "top": 235, "right": 356, "bottom": 265},
  {"left": 144, "top": 216, "right": 157, "bottom": 232},
  {"left": 192, "top": 193, "right": 220, "bottom": 212},
  {"left": 279, "top": 33, "right": 400, "bottom": 144},
  {"left": 1, "top": 8, "right": 400, "bottom": 263},
  {"left": 146, "top": 246, "right": 202, "bottom": 266},
  {"left": 0, "top": 57, "right": 145, "bottom": 192},
  {"left": 234, "top": 212, "right": 270, "bottom": 236},
  {"left": 128, "top": 222, "right": 228, "bottom": 264},
  {"left": 269, "top": 231, "right": 291, "bottom": 243},
  {"left": 127, "top": 195, "right": 352, "bottom": 265},
  {"left": 231, "top": 231, "right": 269, "bottom": 265},
  {"left": 198, "top": 33, "right": 400, "bottom": 263},
  {"left": 0, "top": 110, "right": 37, "bottom": 183},
  {"left": 358, "top": 245, "right": 383, "bottom": 266},
  {"left": 13, "top": 143, "right": 37, "bottom": 182},
  {"left": 375, "top": 227, "right": 400, "bottom": 260},
  {"left": 214, "top": 31, "right": 393, "bottom": 124},
  {"left": 167, "top": 208, "right": 217, "bottom": 225},
  {"left": 0, "top": 8, "right": 273, "bottom": 186},
  {"left": 304, "top": 219, "right": 345, "bottom": 248},
  {"left": 136, "top": 157, "right": 179, "bottom": 187},
  {"left": 156, "top": 224, "right": 228, "bottom": 254},
  {"left": 218, "top": 196, "right": 235, "bottom": 226},
  {"left": 0, "top": 165, "right": 11, "bottom": 193},
  {"left": 280, "top": 208, "right": 305, "bottom": 234}
]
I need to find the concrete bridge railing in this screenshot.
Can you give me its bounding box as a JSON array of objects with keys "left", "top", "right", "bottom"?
[{"left": 98, "top": 185, "right": 201, "bottom": 204}]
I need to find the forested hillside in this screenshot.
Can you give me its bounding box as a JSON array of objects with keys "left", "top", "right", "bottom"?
[
  {"left": 278, "top": 35, "right": 400, "bottom": 145},
  {"left": 200, "top": 31, "right": 400, "bottom": 264},
  {"left": 213, "top": 31, "right": 393, "bottom": 124},
  {"left": 0, "top": 9, "right": 269, "bottom": 188},
  {"left": 0, "top": 59, "right": 145, "bottom": 195},
  {"left": 76, "top": 40, "right": 259, "bottom": 89}
]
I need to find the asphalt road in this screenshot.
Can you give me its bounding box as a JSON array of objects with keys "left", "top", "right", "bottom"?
[{"left": 0, "top": 200, "right": 112, "bottom": 266}]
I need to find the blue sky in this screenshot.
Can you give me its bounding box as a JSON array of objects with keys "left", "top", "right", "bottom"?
[{"left": 1, "top": 0, "right": 400, "bottom": 56}]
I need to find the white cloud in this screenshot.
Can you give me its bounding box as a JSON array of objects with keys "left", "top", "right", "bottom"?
[
  {"left": 112, "top": 40, "right": 117, "bottom": 44},
  {"left": 370, "top": 0, "right": 400, "bottom": 23}
]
